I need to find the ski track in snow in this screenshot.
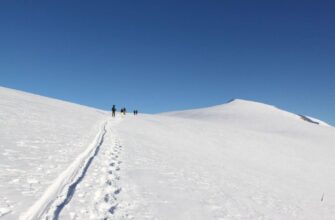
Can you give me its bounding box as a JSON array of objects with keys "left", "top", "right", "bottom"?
[
  {"left": 56, "top": 118, "right": 127, "bottom": 220},
  {"left": 20, "top": 118, "right": 126, "bottom": 220},
  {"left": 51, "top": 129, "right": 107, "bottom": 220}
]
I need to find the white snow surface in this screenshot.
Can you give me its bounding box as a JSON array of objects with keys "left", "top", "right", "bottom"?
[
  {"left": 1, "top": 88, "right": 335, "bottom": 219},
  {"left": 0, "top": 87, "right": 107, "bottom": 219}
]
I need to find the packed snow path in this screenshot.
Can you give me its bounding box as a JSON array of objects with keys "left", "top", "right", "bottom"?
[
  {"left": 57, "top": 119, "right": 127, "bottom": 220},
  {"left": 20, "top": 118, "right": 126, "bottom": 220}
]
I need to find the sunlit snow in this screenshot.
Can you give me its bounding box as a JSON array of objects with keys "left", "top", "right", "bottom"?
[{"left": 1, "top": 87, "right": 335, "bottom": 220}]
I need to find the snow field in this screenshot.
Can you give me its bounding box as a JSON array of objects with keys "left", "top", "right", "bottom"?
[
  {"left": 0, "top": 87, "right": 107, "bottom": 220},
  {"left": 1, "top": 87, "right": 335, "bottom": 220},
  {"left": 116, "top": 102, "right": 335, "bottom": 219},
  {"left": 21, "top": 121, "right": 108, "bottom": 220}
]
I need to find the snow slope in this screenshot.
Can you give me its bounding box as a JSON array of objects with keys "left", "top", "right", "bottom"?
[
  {"left": 1, "top": 87, "right": 335, "bottom": 220},
  {"left": 0, "top": 87, "right": 107, "bottom": 219},
  {"left": 117, "top": 99, "right": 335, "bottom": 219}
]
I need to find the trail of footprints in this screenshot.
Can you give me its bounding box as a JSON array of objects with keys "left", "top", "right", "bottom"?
[
  {"left": 93, "top": 137, "right": 123, "bottom": 220},
  {"left": 61, "top": 124, "right": 125, "bottom": 220}
]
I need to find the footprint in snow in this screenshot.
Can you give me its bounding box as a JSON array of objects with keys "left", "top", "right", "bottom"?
[
  {"left": 109, "top": 204, "right": 118, "bottom": 214},
  {"left": 114, "top": 188, "right": 122, "bottom": 195}
]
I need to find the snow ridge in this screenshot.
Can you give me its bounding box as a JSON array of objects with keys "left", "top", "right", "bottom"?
[{"left": 20, "top": 121, "right": 108, "bottom": 220}]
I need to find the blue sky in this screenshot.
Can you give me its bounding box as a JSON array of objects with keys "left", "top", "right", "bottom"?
[{"left": 1, "top": 1, "right": 334, "bottom": 124}]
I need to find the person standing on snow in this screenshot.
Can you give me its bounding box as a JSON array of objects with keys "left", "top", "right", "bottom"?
[{"left": 111, "top": 105, "right": 116, "bottom": 117}]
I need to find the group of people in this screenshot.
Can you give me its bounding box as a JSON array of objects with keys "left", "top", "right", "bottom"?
[
  {"left": 111, "top": 105, "right": 138, "bottom": 117},
  {"left": 120, "top": 107, "right": 127, "bottom": 115}
]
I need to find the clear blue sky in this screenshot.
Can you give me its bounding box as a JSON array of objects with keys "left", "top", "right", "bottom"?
[{"left": 1, "top": 1, "right": 334, "bottom": 124}]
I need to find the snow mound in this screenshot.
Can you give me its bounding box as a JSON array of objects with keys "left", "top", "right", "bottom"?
[
  {"left": 163, "top": 99, "right": 331, "bottom": 129},
  {"left": 163, "top": 99, "right": 296, "bottom": 120},
  {"left": 117, "top": 99, "right": 335, "bottom": 219}
]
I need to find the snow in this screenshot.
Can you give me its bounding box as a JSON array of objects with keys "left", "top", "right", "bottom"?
[
  {"left": 0, "top": 87, "right": 107, "bottom": 219},
  {"left": 117, "top": 99, "right": 335, "bottom": 219},
  {"left": 55, "top": 120, "right": 125, "bottom": 220},
  {"left": 1, "top": 87, "right": 335, "bottom": 219},
  {"left": 21, "top": 121, "right": 107, "bottom": 220}
]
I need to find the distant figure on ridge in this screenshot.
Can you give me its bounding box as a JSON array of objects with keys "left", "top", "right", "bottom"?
[
  {"left": 121, "top": 107, "right": 126, "bottom": 116},
  {"left": 111, "top": 105, "right": 116, "bottom": 117}
]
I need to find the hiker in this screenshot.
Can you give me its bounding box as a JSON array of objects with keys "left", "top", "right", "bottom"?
[
  {"left": 133, "top": 110, "right": 136, "bottom": 115},
  {"left": 111, "top": 105, "right": 116, "bottom": 117},
  {"left": 123, "top": 108, "right": 127, "bottom": 115}
]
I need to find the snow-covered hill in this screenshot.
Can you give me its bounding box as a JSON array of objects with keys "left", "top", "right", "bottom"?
[
  {"left": 1, "top": 87, "right": 335, "bottom": 220},
  {"left": 118, "top": 100, "right": 335, "bottom": 219}
]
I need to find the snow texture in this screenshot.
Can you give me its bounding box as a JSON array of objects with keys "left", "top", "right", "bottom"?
[
  {"left": 0, "top": 87, "right": 107, "bottom": 219},
  {"left": 1, "top": 87, "right": 335, "bottom": 220}
]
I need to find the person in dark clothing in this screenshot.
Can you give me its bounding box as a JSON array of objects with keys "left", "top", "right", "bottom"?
[
  {"left": 111, "top": 105, "right": 116, "bottom": 117},
  {"left": 133, "top": 110, "right": 136, "bottom": 115},
  {"left": 123, "top": 108, "right": 127, "bottom": 115}
]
